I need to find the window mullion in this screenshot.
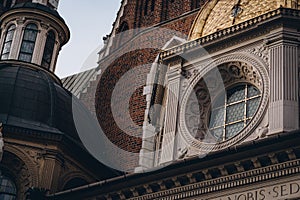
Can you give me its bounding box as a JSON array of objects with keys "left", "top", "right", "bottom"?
[
  {"left": 223, "top": 94, "right": 227, "bottom": 141},
  {"left": 244, "top": 84, "right": 248, "bottom": 127}
]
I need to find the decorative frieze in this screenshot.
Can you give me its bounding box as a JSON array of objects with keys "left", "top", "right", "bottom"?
[{"left": 128, "top": 159, "right": 300, "bottom": 200}]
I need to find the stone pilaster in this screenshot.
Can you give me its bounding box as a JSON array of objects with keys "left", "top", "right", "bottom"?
[
  {"left": 32, "top": 23, "right": 48, "bottom": 66},
  {"left": 159, "top": 60, "right": 182, "bottom": 165},
  {"left": 9, "top": 18, "right": 25, "bottom": 59},
  {"left": 267, "top": 27, "right": 300, "bottom": 135},
  {"left": 136, "top": 62, "right": 159, "bottom": 171},
  {"left": 40, "top": 150, "right": 64, "bottom": 192}
]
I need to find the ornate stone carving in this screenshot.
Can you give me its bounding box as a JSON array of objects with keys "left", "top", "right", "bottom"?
[
  {"left": 25, "top": 150, "right": 42, "bottom": 168},
  {"left": 181, "top": 69, "right": 192, "bottom": 79},
  {"left": 257, "top": 124, "right": 269, "bottom": 138},
  {"left": 184, "top": 61, "right": 263, "bottom": 147},
  {"left": 16, "top": 17, "right": 26, "bottom": 25},
  {"left": 40, "top": 22, "right": 50, "bottom": 30},
  {"left": 247, "top": 44, "right": 269, "bottom": 64},
  {"left": 179, "top": 52, "right": 269, "bottom": 152}
]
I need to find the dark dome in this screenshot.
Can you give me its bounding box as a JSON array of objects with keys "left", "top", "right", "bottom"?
[
  {"left": 0, "top": 62, "right": 79, "bottom": 139},
  {"left": 11, "top": 2, "right": 65, "bottom": 23}
]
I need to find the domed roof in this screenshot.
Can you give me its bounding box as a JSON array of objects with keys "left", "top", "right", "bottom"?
[
  {"left": 11, "top": 2, "right": 64, "bottom": 22},
  {"left": 0, "top": 61, "right": 79, "bottom": 139},
  {"left": 189, "top": 0, "right": 300, "bottom": 40}
]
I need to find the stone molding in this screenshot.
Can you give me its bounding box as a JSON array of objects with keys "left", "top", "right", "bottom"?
[
  {"left": 129, "top": 160, "right": 300, "bottom": 200},
  {"left": 161, "top": 8, "right": 300, "bottom": 59},
  {"left": 179, "top": 52, "right": 269, "bottom": 152}
]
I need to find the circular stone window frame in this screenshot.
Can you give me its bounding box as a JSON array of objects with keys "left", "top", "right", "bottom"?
[{"left": 179, "top": 52, "right": 269, "bottom": 152}]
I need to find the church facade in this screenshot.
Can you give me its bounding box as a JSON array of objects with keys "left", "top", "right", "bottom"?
[{"left": 0, "top": 0, "right": 300, "bottom": 200}]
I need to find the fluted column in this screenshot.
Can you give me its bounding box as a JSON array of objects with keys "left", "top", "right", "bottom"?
[
  {"left": 159, "top": 60, "right": 182, "bottom": 165},
  {"left": 267, "top": 27, "right": 300, "bottom": 134}
]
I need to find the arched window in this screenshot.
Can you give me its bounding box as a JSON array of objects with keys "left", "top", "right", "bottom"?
[
  {"left": 1, "top": 24, "right": 16, "bottom": 60},
  {"left": 18, "top": 23, "right": 38, "bottom": 62},
  {"left": 209, "top": 84, "right": 261, "bottom": 141},
  {"left": 41, "top": 31, "right": 56, "bottom": 69},
  {"left": 0, "top": 174, "right": 17, "bottom": 200}
]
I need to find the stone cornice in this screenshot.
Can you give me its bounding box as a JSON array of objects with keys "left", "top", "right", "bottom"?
[
  {"left": 160, "top": 8, "right": 300, "bottom": 60},
  {"left": 130, "top": 159, "right": 300, "bottom": 200},
  {"left": 48, "top": 131, "right": 300, "bottom": 199},
  {"left": 0, "top": 4, "right": 70, "bottom": 46}
]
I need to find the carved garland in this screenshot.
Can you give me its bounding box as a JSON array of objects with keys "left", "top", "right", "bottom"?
[
  {"left": 3, "top": 145, "right": 39, "bottom": 185},
  {"left": 179, "top": 52, "right": 269, "bottom": 152}
]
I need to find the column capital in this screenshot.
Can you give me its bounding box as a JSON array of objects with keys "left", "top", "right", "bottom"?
[{"left": 265, "top": 27, "right": 300, "bottom": 47}]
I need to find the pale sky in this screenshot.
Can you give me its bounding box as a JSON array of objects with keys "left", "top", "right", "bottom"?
[{"left": 56, "top": 1, "right": 121, "bottom": 78}]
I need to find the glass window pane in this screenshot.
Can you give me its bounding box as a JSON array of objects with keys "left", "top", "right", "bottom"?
[
  {"left": 5, "top": 31, "right": 14, "bottom": 42},
  {"left": 247, "top": 97, "right": 261, "bottom": 118},
  {"left": 23, "top": 30, "right": 37, "bottom": 42},
  {"left": 210, "top": 128, "right": 223, "bottom": 142},
  {"left": 41, "top": 62, "right": 50, "bottom": 69},
  {"left": 212, "top": 92, "right": 225, "bottom": 108},
  {"left": 1, "top": 25, "right": 15, "bottom": 59},
  {"left": 209, "top": 107, "right": 224, "bottom": 128},
  {"left": 18, "top": 24, "right": 38, "bottom": 62},
  {"left": 227, "top": 85, "right": 246, "bottom": 103},
  {"left": 26, "top": 24, "right": 37, "bottom": 30},
  {"left": 7, "top": 25, "right": 15, "bottom": 31},
  {"left": 226, "top": 102, "right": 244, "bottom": 124},
  {"left": 2, "top": 43, "right": 12, "bottom": 54},
  {"left": 0, "top": 194, "right": 16, "bottom": 200},
  {"left": 209, "top": 83, "right": 261, "bottom": 142},
  {"left": 42, "top": 31, "right": 56, "bottom": 69},
  {"left": 1, "top": 54, "right": 9, "bottom": 60},
  {"left": 43, "top": 52, "right": 52, "bottom": 62},
  {"left": 20, "top": 42, "right": 35, "bottom": 54},
  {"left": 248, "top": 85, "right": 261, "bottom": 98},
  {"left": 0, "top": 175, "right": 17, "bottom": 200},
  {"left": 18, "top": 53, "right": 32, "bottom": 62},
  {"left": 225, "top": 122, "right": 244, "bottom": 139}
]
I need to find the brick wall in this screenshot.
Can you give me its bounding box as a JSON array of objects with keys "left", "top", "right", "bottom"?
[
  {"left": 80, "top": 0, "right": 210, "bottom": 172},
  {"left": 113, "top": 0, "right": 207, "bottom": 52}
]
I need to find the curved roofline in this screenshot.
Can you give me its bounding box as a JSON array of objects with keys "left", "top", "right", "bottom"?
[
  {"left": 11, "top": 2, "right": 65, "bottom": 23},
  {"left": 0, "top": 60, "right": 62, "bottom": 85},
  {"left": 188, "top": 0, "right": 218, "bottom": 40},
  {"left": 188, "top": 0, "right": 300, "bottom": 40}
]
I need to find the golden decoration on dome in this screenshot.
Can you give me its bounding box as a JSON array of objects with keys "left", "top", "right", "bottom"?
[{"left": 189, "top": 0, "right": 300, "bottom": 40}]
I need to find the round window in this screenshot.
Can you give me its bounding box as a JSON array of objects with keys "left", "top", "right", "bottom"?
[{"left": 209, "top": 83, "right": 261, "bottom": 141}]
